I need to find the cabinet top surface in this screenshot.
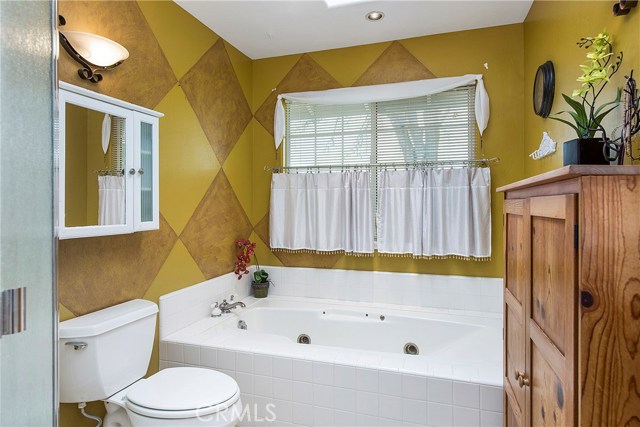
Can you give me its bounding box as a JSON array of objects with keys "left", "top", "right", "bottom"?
[
  {"left": 60, "top": 81, "right": 164, "bottom": 118},
  {"left": 496, "top": 165, "right": 640, "bottom": 193}
]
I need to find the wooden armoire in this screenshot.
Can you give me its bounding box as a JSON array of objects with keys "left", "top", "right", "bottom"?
[{"left": 497, "top": 166, "right": 640, "bottom": 427}]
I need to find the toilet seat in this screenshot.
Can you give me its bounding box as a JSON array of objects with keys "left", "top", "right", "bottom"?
[{"left": 125, "top": 367, "right": 240, "bottom": 419}]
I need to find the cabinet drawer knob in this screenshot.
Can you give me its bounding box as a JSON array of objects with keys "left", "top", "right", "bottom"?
[
  {"left": 514, "top": 370, "right": 530, "bottom": 388},
  {"left": 129, "top": 168, "right": 136, "bottom": 175},
  {"left": 138, "top": 168, "right": 144, "bottom": 175},
  {"left": 518, "top": 375, "right": 530, "bottom": 387},
  {"left": 518, "top": 372, "right": 531, "bottom": 388}
]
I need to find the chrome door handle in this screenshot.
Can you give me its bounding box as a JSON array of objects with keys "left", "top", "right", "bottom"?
[{"left": 0, "top": 287, "right": 27, "bottom": 338}]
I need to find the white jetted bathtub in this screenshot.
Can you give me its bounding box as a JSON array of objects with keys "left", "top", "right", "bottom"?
[
  {"left": 160, "top": 290, "right": 503, "bottom": 427},
  {"left": 207, "top": 298, "right": 499, "bottom": 369}
]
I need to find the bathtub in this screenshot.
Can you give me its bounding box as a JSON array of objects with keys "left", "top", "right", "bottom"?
[{"left": 161, "top": 294, "right": 503, "bottom": 427}]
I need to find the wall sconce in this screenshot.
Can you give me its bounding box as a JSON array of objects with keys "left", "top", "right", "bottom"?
[
  {"left": 58, "top": 15, "right": 129, "bottom": 83},
  {"left": 613, "top": 0, "right": 637, "bottom": 16}
]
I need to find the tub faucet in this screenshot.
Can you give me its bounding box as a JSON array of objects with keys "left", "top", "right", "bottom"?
[
  {"left": 210, "top": 302, "right": 222, "bottom": 317},
  {"left": 219, "top": 296, "right": 246, "bottom": 313}
]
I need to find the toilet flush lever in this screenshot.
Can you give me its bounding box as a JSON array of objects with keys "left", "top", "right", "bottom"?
[{"left": 66, "top": 341, "right": 88, "bottom": 350}]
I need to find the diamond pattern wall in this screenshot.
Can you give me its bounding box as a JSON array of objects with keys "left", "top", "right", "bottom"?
[
  {"left": 181, "top": 39, "right": 253, "bottom": 164},
  {"left": 254, "top": 54, "right": 342, "bottom": 136},
  {"left": 353, "top": 41, "right": 436, "bottom": 86},
  {"left": 154, "top": 85, "right": 220, "bottom": 235},
  {"left": 58, "top": 1, "right": 176, "bottom": 108},
  {"left": 58, "top": 215, "right": 177, "bottom": 315},
  {"left": 58, "top": 0, "right": 508, "bottom": 318},
  {"left": 180, "top": 171, "right": 253, "bottom": 279},
  {"left": 57, "top": 1, "right": 255, "bottom": 318},
  {"left": 57, "top": 1, "right": 522, "bottom": 331}
]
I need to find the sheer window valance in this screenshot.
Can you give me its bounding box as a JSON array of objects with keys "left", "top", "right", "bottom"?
[{"left": 273, "top": 74, "right": 490, "bottom": 149}]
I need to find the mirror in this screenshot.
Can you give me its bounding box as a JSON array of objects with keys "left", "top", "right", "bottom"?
[{"left": 64, "top": 103, "right": 126, "bottom": 227}]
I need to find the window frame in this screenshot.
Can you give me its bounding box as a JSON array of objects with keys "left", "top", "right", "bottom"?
[{"left": 283, "top": 84, "right": 478, "bottom": 170}]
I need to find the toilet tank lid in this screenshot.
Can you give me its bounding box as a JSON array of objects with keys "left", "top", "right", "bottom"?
[{"left": 59, "top": 299, "right": 158, "bottom": 339}]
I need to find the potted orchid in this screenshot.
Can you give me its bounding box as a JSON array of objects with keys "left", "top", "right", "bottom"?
[
  {"left": 550, "top": 31, "right": 623, "bottom": 165},
  {"left": 234, "top": 238, "right": 271, "bottom": 298}
]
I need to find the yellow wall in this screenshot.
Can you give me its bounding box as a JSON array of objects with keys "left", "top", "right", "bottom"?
[
  {"left": 251, "top": 25, "right": 526, "bottom": 278},
  {"left": 523, "top": 0, "right": 640, "bottom": 177},
  {"left": 64, "top": 104, "right": 88, "bottom": 227}
]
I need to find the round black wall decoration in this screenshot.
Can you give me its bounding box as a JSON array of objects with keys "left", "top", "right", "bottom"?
[{"left": 533, "top": 61, "right": 555, "bottom": 118}]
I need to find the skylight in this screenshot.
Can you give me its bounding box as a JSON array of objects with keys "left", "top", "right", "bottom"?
[{"left": 323, "top": 0, "right": 371, "bottom": 8}]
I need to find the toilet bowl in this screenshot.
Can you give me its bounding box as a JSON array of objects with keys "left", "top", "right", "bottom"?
[
  {"left": 104, "top": 367, "right": 242, "bottom": 427},
  {"left": 59, "top": 300, "right": 242, "bottom": 427}
]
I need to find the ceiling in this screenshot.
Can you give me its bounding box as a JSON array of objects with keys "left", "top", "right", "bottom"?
[{"left": 174, "top": 0, "right": 534, "bottom": 60}]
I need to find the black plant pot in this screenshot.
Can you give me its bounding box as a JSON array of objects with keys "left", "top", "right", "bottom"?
[
  {"left": 252, "top": 281, "right": 270, "bottom": 298},
  {"left": 563, "top": 138, "right": 609, "bottom": 166}
]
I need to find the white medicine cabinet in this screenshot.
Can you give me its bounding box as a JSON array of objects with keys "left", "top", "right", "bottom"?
[{"left": 59, "top": 82, "right": 163, "bottom": 239}]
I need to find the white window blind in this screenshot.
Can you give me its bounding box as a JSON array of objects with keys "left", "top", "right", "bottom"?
[{"left": 285, "top": 85, "right": 476, "bottom": 167}]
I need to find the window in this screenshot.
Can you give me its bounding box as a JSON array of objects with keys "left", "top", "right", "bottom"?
[{"left": 284, "top": 85, "right": 477, "bottom": 168}]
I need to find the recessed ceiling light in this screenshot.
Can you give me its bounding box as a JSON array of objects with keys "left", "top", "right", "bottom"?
[{"left": 366, "top": 11, "right": 384, "bottom": 21}]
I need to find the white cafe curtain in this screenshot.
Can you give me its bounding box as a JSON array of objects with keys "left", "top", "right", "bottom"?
[
  {"left": 274, "top": 74, "right": 490, "bottom": 149},
  {"left": 377, "top": 167, "right": 491, "bottom": 259},
  {"left": 98, "top": 175, "right": 125, "bottom": 226},
  {"left": 270, "top": 172, "right": 374, "bottom": 255}
]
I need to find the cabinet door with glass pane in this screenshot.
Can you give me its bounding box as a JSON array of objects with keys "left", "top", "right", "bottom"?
[
  {"left": 133, "top": 111, "right": 159, "bottom": 231},
  {"left": 59, "top": 83, "right": 162, "bottom": 239}
]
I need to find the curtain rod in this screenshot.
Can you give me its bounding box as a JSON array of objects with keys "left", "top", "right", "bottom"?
[
  {"left": 94, "top": 169, "right": 124, "bottom": 176},
  {"left": 265, "top": 157, "right": 499, "bottom": 173}
]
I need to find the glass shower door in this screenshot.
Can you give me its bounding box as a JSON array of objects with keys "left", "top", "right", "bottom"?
[{"left": 0, "top": 1, "right": 56, "bottom": 426}]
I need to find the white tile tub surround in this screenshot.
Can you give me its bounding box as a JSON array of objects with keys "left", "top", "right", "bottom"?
[
  {"left": 159, "top": 271, "right": 252, "bottom": 338},
  {"left": 263, "top": 266, "right": 503, "bottom": 314},
  {"left": 159, "top": 267, "right": 502, "bottom": 337}
]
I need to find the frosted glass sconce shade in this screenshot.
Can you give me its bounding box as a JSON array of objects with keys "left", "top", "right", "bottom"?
[{"left": 59, "top": 15, "right": 129, "bottom": 83}]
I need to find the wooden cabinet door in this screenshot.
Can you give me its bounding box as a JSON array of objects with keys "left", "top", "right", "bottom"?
[
  {"left": 580, "top": 176, "right": 640, "bottom": 425},
  {"left": 527, "top": 195, "right": 577, "bottom": 427},
  {"left": 503, "top": 199, "right": 528, "bottom": 427}
]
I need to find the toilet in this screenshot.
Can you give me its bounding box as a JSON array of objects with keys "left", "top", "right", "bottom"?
[{"left": 59, "top": 299, "right": 242, "bottom": 427}]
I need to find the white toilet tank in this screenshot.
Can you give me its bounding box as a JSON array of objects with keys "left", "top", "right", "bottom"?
[{"left": 59, "top": 299, "right": 158, "bottom": 403}]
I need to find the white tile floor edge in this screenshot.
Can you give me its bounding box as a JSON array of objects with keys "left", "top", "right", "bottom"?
[{"left": 159, "top": 267, "right": 504, "bottom": 426}]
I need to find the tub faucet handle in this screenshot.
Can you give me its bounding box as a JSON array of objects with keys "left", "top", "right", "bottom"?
[{"left": 210, "top": 302, "right": 222, "bottom": 318}]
